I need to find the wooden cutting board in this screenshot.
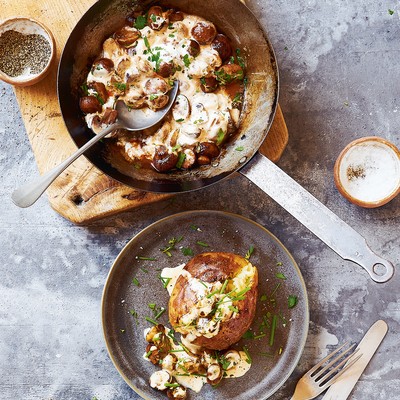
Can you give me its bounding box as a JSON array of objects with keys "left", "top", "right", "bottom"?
[{"left": 4, "top": 0, "right": 288, "bottom": 224}]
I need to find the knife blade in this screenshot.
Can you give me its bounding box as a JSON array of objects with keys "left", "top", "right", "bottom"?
[{"left": 322, "top": 320, "right": 388, "bottom": 400}]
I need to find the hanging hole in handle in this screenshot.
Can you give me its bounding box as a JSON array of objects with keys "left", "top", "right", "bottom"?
[{"left": 373, "top": 263, "right": 388, "bottom": 277}]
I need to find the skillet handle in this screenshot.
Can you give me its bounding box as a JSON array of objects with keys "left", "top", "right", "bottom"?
[{"left": 240, "top": 153, "right": 395, "bottom": 283}]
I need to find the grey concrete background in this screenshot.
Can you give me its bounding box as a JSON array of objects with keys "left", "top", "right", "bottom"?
[{"left": 1, "top": 1, "right": 399, "bottom": 399}]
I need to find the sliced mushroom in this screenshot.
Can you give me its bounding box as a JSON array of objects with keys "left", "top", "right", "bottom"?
[
  {"left": 114, "top": 26, "right": 141, "bottom": 47},
  {"left": 172, "top": 94, "right": 190, "bottom": 122},
  {"left": 180, "top": 123, "right": 201, "bottom": 139},
  {"left": 88, "top": 81, "right": 108, "bottom": 103},
  {"left": 116, "top": 58, "right": 132, "bottom": 78},
  {"left": 187, "top": 39, "right": 200, "bottom": 57},
  {"left": 167, "top": 385, "right": 187, "bottom": 400},
  {"left": 191, "top": 22, "right": 217, "bottom": 45},
  {"left": 223, "top": 350, "right": 241, "bottom": 370},
  {"left": 191, "top": 103, "right": 208, "bottom": 124},
  {"left": 149, "top": 370, "right": 172, "bottom": 391},
  {"left": 211, "top": 34, "right": 232, "bottom": 61},
  {"left": 147, "top": 6, "right": 165, "bottom": 30},
  {"left": 147, "top": 94, "right": 169, "bottom": 110},
  {"left": 161, "top": 354, "right": 178, "bottom": 372},
  {"left": 144, "top": 77, "right": 169, "bottom": 95},
  {"left": 200, "top": 76, "right": 218, "bottom": 93},
  {"left": 207, "top": 363, "right": 223, "bottom": 385},
  {"left": 152, "top": 145, "right": 179, "bottom": 172},
  {"left": 146, "top": 343, "right": 161, "bottom": 365},
  {"left": 79, "top": 96, "right": 102, "bottom": 114},
  {"left": 146, "top": 324, "right": 166, "bottom": 343},
  {"left": 101, "top": 108, "right": 118, "bottom": 125},
  {"left": 181, "top": 148, "right": 196, "bottom": 169}
]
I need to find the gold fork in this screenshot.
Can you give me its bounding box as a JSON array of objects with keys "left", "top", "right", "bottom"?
[{"left": 290, "top": 342, "right": 362, "bottom": 400}]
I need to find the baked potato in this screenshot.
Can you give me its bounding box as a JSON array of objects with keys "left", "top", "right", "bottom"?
[{"left": 169, "top": 252, "right": 258, "bottom": 350}]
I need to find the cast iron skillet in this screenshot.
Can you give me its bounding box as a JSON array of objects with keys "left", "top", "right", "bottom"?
[{"left": 57, "top": 0, "right": 278, "bottom": 193}]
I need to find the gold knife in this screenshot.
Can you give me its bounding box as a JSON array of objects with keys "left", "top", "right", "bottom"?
[{"left": 322, "top": 320, "right": 388, "bottom": 400}]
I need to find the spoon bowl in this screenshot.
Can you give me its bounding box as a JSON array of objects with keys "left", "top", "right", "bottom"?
[{"left": 11, "top": 81, "right": 179, "bottom": 208}]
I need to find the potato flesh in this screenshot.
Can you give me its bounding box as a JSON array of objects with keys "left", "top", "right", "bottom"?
[{"left": 169, "top": 252, "right": 258, "bottom": 350}]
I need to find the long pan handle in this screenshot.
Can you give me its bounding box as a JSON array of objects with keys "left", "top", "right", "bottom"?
[{"left": 240, "top": 153, "right": 394, "bottom": 283}]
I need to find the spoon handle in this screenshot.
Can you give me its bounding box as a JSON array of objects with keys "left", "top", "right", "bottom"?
[{"left": 12, "top": 123, "right": 120, "bottom": 208}]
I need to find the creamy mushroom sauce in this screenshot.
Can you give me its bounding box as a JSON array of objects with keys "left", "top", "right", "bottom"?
[
  {"left": 81, "top": 7, "right": 244, "bottom": 172},
  {"left": 143, "top": 263, "right": 254, "bottom": 397}
]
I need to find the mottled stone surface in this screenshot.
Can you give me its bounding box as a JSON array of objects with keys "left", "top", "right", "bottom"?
[{"left": 1, "top": 1, "right": 399, "bottom": 399}]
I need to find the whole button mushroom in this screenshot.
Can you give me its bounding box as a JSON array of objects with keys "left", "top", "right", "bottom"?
[
  {"left": 200, "top": 76, "right": 218, "bottom": 93},
  {"left": 158, "top": 61, "right": 175, "bottom": 78},
  {"left": 79, "top": 96, "right": 102, "bottom": 114},
  {"left": 167, "top": 9, "right": 184, "bottom": 22},
  {"left": 152, "top": 145, "right": 179, "bottom": 172},
  {"left": 216, "top": 63, "right": 244, "bottom": 85},
  {"left": 197, "top": 142, "right": 220, "bottom": 159},
  {"left": 167, "top": 384, "right": 187, "bottom": 399},
  {"left": 191, "top": 22, "right": 217, "bottom": 45},
  {"left": 147, "top": 6, "right": 165, "bottom": 30},
  {"left": 114, "top": 26, "right": 141, "bottom": 47},
  {"left": 211, "top": 34, "right": 232, "bottom": 61},
  {"left": 91, "top": 58, "right": 114, "bottom": 76},
  {"left": 144, "top": 77, "right": 169, "bottom": 95}
]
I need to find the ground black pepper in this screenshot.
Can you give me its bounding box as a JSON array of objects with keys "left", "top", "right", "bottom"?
[
  {"left": 347, "top": 164, "right": 366, "bottom": 181},
  {"left": 0, "top": 30, "right": 51, "bottom": 77}
]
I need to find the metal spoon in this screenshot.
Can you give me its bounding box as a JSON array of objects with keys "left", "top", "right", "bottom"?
[{"left": 12, "top": 81, "right": 179, "bottom": 208}]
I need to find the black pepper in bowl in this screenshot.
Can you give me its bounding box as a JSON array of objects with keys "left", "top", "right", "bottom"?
[{"left": 0, "top": 30, "right": 51, "bottom": 77}]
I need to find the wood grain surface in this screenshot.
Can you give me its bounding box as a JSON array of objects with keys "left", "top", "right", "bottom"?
[{"left": 3, "top": 0, "right": 288, "bottom": 224}]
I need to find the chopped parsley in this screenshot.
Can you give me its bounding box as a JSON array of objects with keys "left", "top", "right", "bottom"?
[
  {"left": 114, "top": 82, "right": 126, "bottom": 91},
  {"left": 243, "top": 346, "right": 252, "bottom": 364},
  {"left": 288, "top": 295, "right": 298, "bottom": 309},
  {"left": 260, "top": 294, "right": 268, "bottom": 302},
  {"left": 183, "top": 54, "right": 191, "bottom": 67},
  {"left": 145, "top": 316, "right": 158, "bottom": 325},
  {"left": 388, "top": 9, "right": 395, "bottom": 15},
  {"left": 134, "top": 15, "right": 147, "bottom": 29},
  {"left": 159, "top": 276, "right": 172, "bottom": 288},
  {"left": 161, "top": 236, "right": 183, "bottom": 257},
  {"left": 276, "top": 272, "right": 287, "bottom": 280},
  {"left": 242, "top": 330, "right": 255, "bottom": 339},
  {"left": 235, "top": 48, "right": 246, "bottom": 69},
  {"left": 181, "top": 247, "right": 194, "bottom": 256}
]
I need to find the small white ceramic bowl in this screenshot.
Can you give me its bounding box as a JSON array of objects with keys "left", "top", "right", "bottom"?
[
  {"left": 0, "top": 17, "right": 56, "bottom": 86},
  {"left": 334, "top": 136, "right": 400, "bottom": 208}
]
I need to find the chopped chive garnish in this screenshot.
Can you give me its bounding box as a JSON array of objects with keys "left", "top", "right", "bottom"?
[
  {"left": 149, "top": 303, "right": 156, "bottom": 310},
  {"left": 276, "top": 272, "right": 286, "bottom": 280},
  {"left": 190, "top": 224, "right": 198, "bottom": 230},
  {"left": 129, "top": 309, "right": 137, "bottom": 317},
  {"left": 276, "top": 261, "right": 283, "bottom": 266},
  {"left": 278, "top": 346, "right": 283, "bottom": 355},
  {"left": 164, "top": 383, "right": 180, "bottom": 388},
  {"left": 206, "top": 289, "right": 220, "bottom": 298},
  {"left": 243, "top": 346, "right": 252, "bottom": 364},
  {"left": 220, "top": 279, "right": 228, "bottom": 294},
  {"left": 269, "top": 315, "right": 278, "bottom": 346},
  {"left": 270, "top": 282, "right": 281, "bottom": 298},
  {"left": 192, "top": 373, "right": 207, "bottom": 378},
  {"left": 145, "top": 316, "right": 158, "bottom": 325},
  {"left": 196, "top": 241, "right": 209, "bottom": 247},
  {"left": 235, "top": 146, "right": 244, "bottom": 151},
  {"left": 199, "top": 281, "right": 208, "bottom": 288},
  {"left": 169, "top": 348, "right": 186, "bottom": 353},
  {"left": 288, "top": 295, "right": 298, "bottom": 309},
  {"left": 245, "top": 245, "right": 254, "bottom": 260},
  {"left": 228, "top": 305, "right": 239, "bottom": 313},
  {"left": 159, "top": 276, "right": 171, "bottom": 288},
  {"left": 253, "top": 333, "right": 266, "bottom": 339},
  {"left": 140, "top": 267, "right": 149, "bottom": 273},
  {"left": 120, "top": 329, "right": 125, "bottom": 333},
  {"left": 260, "top": 352, "right": 274, "bottom": 357},
  {"left": 136, "top": 256, "right": 156, "bottom": 261},
  {"left": 260, "top": 294, "right": 267, "bottom": 301},
  {"left": 132, "top": 277, "right": 140, "bottom": 286},
  {"left": 154, "top": 307, "right": 166, "bottom": 319}
]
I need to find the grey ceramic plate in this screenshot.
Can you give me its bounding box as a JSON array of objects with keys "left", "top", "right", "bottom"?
[{"left": 102, "top": 211, "right": 309, "bottom": 400}]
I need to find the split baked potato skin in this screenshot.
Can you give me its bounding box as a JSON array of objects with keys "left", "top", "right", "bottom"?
[{"left": 169, "top": 252, "right": 258, "bottom": 350}]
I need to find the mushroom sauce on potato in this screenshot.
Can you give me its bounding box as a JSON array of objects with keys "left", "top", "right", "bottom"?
[
  {"left": 79, "top": 5, "right": 246, "bottom": 173},
  {"left": 144, "top": 252, "right": 258, "bottom": 398}
]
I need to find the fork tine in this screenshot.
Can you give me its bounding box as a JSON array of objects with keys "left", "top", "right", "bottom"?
[
  {"left": 312, "top": 343, "right": 357, "bottom": 380},
  {"left": 306, "top": 341, "right": 350, "bottom": 375},
  {"left": 318, "top": 349, "right": 362, "bottom": 389}
]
